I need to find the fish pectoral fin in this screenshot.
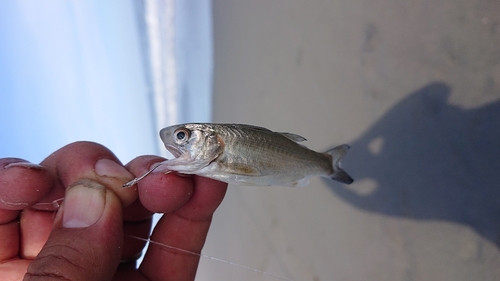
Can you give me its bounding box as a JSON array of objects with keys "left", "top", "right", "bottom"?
[
  {"left": 222, "top": 163, "right": 261, "bottom": 176},
  {"left": 278, "top": 132, "right": 307, "bottom": 142}
]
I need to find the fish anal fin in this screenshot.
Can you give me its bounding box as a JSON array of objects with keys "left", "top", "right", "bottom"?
[{"left": 278, "top": 132, "right": 307, "bottom": 142}]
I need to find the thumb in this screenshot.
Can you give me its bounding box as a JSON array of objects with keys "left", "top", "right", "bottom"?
[{"left": 25, "top": 180, "right": 124, "bottom": 281}]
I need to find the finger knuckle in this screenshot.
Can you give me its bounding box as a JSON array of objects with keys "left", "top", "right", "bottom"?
[{"left": 25, "top": 252, "right": 88, "bottom": 281}]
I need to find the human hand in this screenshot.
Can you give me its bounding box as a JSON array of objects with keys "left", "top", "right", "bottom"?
[{"left": 0, "top": 141, "right": 227, "bottom": 281}]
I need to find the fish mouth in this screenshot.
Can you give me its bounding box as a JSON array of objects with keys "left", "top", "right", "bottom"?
[{"left": 165, "top": 144, "right": 183, "bottom": 158}]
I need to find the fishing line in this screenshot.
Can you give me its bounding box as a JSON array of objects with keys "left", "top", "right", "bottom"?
[
  {"left": 0, "top": 197, "right": 64, "bottom": 209},
  {"left": 6, "top": 196, "right": 294, "bottom": 279},
  {"left": 123, "top": 163, "right": 171, "bottom": 187},
  {"left": 127, "top": 234, "right": 294, "bottom": 281}
]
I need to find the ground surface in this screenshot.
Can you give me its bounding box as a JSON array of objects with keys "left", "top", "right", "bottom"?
[{"left": 197, "top": 1, "right": 500, "bottom": 280}]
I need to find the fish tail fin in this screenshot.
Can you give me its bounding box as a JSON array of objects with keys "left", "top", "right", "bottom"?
[{"left": 326, "top": 144, "right": 353, "bottom": 184}]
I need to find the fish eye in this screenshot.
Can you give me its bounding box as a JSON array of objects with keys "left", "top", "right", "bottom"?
[{"left": 174, "top": 129, "right": 189, "bottom": 143}]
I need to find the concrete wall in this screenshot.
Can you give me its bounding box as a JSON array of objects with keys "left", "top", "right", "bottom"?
[{"left": 197, "top": 1, "right": 500, "bottom": 280}]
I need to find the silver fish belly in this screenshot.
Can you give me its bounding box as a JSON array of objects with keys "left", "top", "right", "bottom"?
[{"left": 152, "top": 123, "right": 353, "bottom": 187}]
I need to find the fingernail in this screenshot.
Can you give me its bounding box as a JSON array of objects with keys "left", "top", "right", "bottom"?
[
  {"left": 4, "top": 162, "right": 44, "bottom": 170},
  {"left": 62, "top": 180, "right": 105, "bottom": 228},
  {"left": 95, "top": 158, "right": 132, "bottom": 179}
]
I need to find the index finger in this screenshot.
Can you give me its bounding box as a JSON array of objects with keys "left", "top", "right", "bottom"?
[
  {"left": 139, "top": 175, "right": 227, "bottom": 281},
  {"left": 0, "top": 158, "right": 53, "bottom": 212},
  {"left": 0, "top": 158, "right": 53, "bottom": 270},
  {"left": 39, "top": 141, "right": 137, "bottom": 208}
]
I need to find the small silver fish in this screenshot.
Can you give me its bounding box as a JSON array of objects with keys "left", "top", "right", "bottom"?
[{"left": 125, "top": 123, "right": 353, "bottom": 187}]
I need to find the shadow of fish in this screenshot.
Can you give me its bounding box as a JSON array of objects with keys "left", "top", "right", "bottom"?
[{"left": 329, "top": 82, "right": 500, "bottom": 247}]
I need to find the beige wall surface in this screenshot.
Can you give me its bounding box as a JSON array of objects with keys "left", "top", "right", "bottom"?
[{"left": 197, "top": 1, "right": 500, "bottom": 280}]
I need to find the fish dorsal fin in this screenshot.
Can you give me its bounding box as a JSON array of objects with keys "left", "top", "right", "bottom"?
[{"left": 278, "top": 132, "right": 307, "bottom": 143}]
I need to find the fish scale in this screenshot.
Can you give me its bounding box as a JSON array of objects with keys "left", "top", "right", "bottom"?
[
  {"left": 123, "top": 123, "right": 354, "bottom": 187},
  {"left": 219, "top": 127, "right": 329, "bottom": 178},
  {"left": 124, "top": 123, "right": 353, "bottom": 188}
]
